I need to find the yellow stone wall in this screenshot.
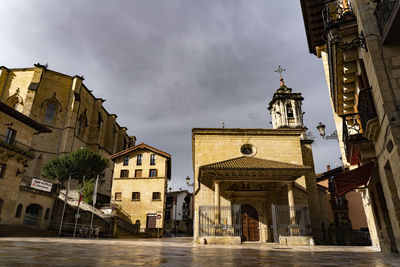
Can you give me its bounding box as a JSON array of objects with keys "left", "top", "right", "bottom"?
[
  {"left": 111, "top": 149, "right": 168, "bottom": 231},
  {"left": 0, "top": 65, "right": 134, "bottom": 200}
]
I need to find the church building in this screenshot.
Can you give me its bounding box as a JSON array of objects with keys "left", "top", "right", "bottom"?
[{"left": 192, "top": 74, "right": 323, "bottom": 245}]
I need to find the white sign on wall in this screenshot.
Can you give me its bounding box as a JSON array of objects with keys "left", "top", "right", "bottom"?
[{"left": 30, "top": 178, "right": 52, "bottom": 192}]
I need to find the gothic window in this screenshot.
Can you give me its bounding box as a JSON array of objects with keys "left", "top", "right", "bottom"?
[
  {"left": 77, "top": 113, "right": 87, "bottom": 137},
  {"left": 286, "top": 104, "right": 294, "bottom": 118},
  {"left": 44, "top": 102, "right": 57, "bottom": 124}
]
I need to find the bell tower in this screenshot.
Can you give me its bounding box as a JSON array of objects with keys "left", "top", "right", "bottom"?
[{"left": 267, "top": 66, "right": 305, "bottom": 129}]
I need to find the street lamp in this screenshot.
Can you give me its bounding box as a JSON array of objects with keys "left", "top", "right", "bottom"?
[
  {"left": 185, "top": 176, "right": 194, "bottom": 187},
  {"left": 317, "top": 122, "right": 338, "bottom": 140}
]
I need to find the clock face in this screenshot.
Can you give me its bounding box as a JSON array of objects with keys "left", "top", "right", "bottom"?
[{"left": 241, "top": 145, "right": 253, "bottom": 155}]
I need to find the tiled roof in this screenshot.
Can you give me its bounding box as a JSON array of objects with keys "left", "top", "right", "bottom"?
[
  {"left": 110, "top": 142, "right": 171, "bottom": 160},
  {"left": 200, "top": 156, "right": 310, "bottom": 170}
]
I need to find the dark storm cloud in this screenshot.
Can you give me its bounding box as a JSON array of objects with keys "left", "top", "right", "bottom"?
[{"left": 0, "top": 0, "right": 341, "bottom": 189}]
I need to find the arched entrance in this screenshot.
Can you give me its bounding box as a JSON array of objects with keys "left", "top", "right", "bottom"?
[
  {"left": 23, "top": 204, "right": 43, "bottom": 227},
  {"left": 241, "top": 204, "right": 259, "bottom": 241}
]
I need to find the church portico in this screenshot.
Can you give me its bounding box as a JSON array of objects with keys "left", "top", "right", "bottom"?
[{"left": 196, "top": 156, "right": 311, "bottom": 243}]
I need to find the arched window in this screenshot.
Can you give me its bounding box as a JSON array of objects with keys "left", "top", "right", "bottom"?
[
  {"left": 286, "top": 104, "right": 294, "bottom": 118},
  {"left": 44, "top": 208, "right": 50, "bottom": 220},
  {"left": 44, "top": 102, "right": 57, "bottom": 124},
  {"left": 15, "top": 204, "right": 23, "bottom": 218},
  {"left": 77, "top": 113, "right": 87, "bottom": 137}
]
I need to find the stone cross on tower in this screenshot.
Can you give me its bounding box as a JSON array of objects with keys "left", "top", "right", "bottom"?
[{"left": 275, "top": 66, "right": 286, "bottom": 86}]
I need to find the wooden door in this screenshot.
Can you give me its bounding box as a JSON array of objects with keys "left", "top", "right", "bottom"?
[{"left": 241, "top": 204, "right": 259, "bottom": 241}]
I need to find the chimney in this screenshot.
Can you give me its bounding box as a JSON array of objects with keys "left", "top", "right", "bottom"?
[{"left": 326, "top": 165, "right": 331, "bottom": 171}]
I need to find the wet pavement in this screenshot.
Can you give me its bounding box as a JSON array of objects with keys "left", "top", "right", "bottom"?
[{"left": 0, "top": 237, "right": 399, "bottom": 266}]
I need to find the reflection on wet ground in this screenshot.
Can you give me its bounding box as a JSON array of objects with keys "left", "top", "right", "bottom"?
[{"left": 0, "top": 237, "right": 399, "bottom": 266}]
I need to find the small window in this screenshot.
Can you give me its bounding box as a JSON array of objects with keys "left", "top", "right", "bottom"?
[
  {"left": 120, "top": 170, "right": 129, "bottom": 178},
  {"left": 0, "top": 163, "right": 6, "bottom": 178},
  {"left": 135, "top": 169, "right": 142, "bottom": 178},
  {"left": 5, "top": 128, "right": 17, "bottom": 144},
  {"left": 132, "top": 192, "right": 140, "bottom": 201},
  {"left": 15, "top": 204, "right": 23, "bottom": 218},
  {"left": 137, "top": 154, "right": 142, "bottom": 166},
  {"left": 115, "top": 192, "right": 122, "bottom": 201},
  {"left": 44, "top": 208, "right": 50, "bottom": 220},
  {"left": 149, "top": 169, "right": 157, "bottom": 177},
  {"left": 152, "top": 192, "right": 161, "bottom": 200},
  {"left": 44, "top": 102, "right": 57, "bottom": 124},
  {"left": 123, "top": 156, "right": 130, "bottom": 166},
  {"left": 150, "top": 154, "right": 156, "bottom": 165},
  {"left": 286, "top": 104, "right": 294, "bottom": 118}
]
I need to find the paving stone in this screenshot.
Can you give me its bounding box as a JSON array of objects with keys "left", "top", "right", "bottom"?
[{"left": 0, "top": 237, "right": 399, "bottom": 266}]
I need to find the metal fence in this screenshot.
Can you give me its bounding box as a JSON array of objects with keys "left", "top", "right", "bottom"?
[
  {"left": 271, "top": 204, "right": 312, "bottom": 242},
  {"left": 199, "top": 205, "right": 241, "bottom": 237}
]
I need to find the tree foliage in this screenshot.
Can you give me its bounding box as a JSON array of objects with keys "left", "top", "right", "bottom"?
[
  {"left": 83, "top": 178, "right": 95, "bottom": 205},
  {"left": 42, "top": 148, "right": 109, "bottom": 185}
]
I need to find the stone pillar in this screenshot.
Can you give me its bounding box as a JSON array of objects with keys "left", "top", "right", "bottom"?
[
  {"left": 214, "top": 181, "right": 220, "bottom": 224},
  {"left": 287, "top": 182, "right": 298, "bottom": 236}
]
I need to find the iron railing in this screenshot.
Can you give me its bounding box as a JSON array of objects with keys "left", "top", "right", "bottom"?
[
  {"left": 0, "top": 133, "right": 34, "bottom": 158},
  {"left": 342, "top": 113, "right": 363, "bottom": 144},
  {"left": 323, "top": 0, "right": 354, "bottom": 31},
  {"left": 375, "top": 0, "right": 397, "bottom": 35},
  {"left": 199, "top": 205, "right": 241, "bottom": 237},
  {"left": 271, "top": 204, "right": 312, "bottom": 242},
  {"left": 358, "top": 87, "right": 378, "bottom": 133}
]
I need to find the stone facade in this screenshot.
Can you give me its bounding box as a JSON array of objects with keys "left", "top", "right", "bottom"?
[
  {"left": 110, "top": 143, "right": 171, "bottom": 234},
  {"left": 0, "top": 102, "right": 55, "bottom": 229},
  {"left": 301, "top": 0, "right": 400, "bottom": 253},
  {"left": 0, "top": 64, "right": 135, "bottom": 203}
]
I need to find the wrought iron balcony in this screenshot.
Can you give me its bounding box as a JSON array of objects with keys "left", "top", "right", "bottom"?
[
  {"left": 0, "top": 134, "right": 34, "bottom": 158},
  {"left": 323, "top": 0, "right": 355, "bottom": 32},
  {"left": 357, "top": 87, "right": 378, "bottom": 134},
  {"left": 342, "top": 113, "right": 362, "bottom": 143}
]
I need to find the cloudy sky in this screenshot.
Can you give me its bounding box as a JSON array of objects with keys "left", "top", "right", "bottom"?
[{"left": 1, "top": 0, "right": 341, "bottom": 190}]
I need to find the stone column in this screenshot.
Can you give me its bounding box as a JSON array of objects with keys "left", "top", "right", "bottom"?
[
  {"left": 214, "top": 181, "right": 220, "bottom": 224},
  {"left": 287, "top": 182, "right": 298, "bottom": 235}
]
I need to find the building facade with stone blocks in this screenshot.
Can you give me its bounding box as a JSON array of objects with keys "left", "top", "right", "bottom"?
[
  {"left": 192, "top": 82, "right": 325, "bottom": 244},
  {"left": 110, "top": 143, "right": 171, "bottom": 234},
  {"left": 301, "top": 0, "right": 400, "bottom": 253},
  {"left": 0, "top": 101, "right": 57, "bottom": 229},
  {"left": 0, "top": 64, "right": 135, "bottom": 203}
]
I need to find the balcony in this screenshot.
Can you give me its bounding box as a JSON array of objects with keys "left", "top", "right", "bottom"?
[
  {"left": 375, "top": 0, "right": 400, "bottom": 44},
  {"left": 323, "top": 0, "right": 355, "bottom": 32},
  {"left": 0, "top": 134, "right": 34, "bottom": 159},
  {"left": 358, "top": 87, "right": 380, "bottom": 141},
  {"left": 342, "top": 113, "right": 363, "bottom": 164}
]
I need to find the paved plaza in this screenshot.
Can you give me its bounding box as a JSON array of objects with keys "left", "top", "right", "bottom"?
[{"left": 0, "top": 237, "right": 399, "bottom": 266}]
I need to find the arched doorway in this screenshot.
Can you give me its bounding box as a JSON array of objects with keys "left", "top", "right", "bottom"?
[
  {"left": 241, "top": 204, "right": 259, "bottom": 241},
  {"left": 23, "top": 204, "right": 43, "bottom": 227}
]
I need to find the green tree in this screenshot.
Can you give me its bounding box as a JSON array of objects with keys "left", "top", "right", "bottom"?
[
  {"left": 42, "top": 148, "right": 109, "bottom": 202},
  {"left": 83, "top": 178, "right": 95, "bottom": 205}
]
